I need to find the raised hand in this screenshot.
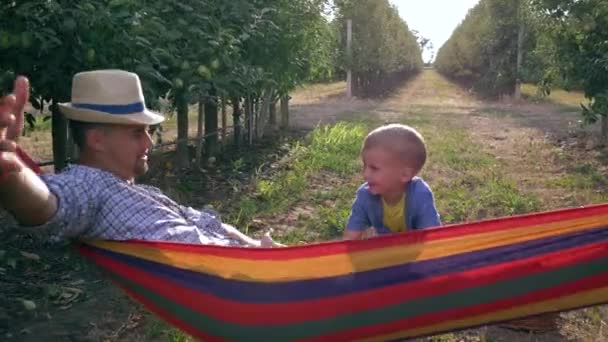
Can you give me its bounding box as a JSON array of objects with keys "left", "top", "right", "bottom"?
[
  {"left": 0, "top": 76, "right": 29, "bottom": 174},
  {"left": 7, "top": 76, "right": 29, "bottom": 141}
]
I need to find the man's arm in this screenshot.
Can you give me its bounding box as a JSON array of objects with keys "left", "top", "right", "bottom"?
[
  {"left": 222, "top": 223, "right": 285, "bottom": 247},
  {"left": 0, "top": 76, "right": 58, "bottom": 226},
  {"left": 0, "top": 164, "right": 57, "bottom": 226}
]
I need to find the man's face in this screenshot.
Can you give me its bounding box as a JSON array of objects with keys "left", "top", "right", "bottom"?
[{"left": 94, "top": 124, "right": 153, "bottom": 181}]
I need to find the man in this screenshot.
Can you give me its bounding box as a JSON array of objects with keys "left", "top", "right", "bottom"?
[{"left": 0, "top": 69, "right": 282, "bottom": 247}]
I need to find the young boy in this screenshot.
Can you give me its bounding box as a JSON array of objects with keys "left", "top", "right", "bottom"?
[{"left": 344, "top": 124, "right": 440, "bottom": 240}]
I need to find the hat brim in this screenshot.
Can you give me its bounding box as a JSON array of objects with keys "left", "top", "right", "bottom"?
[{"left": 58, "top": 102, "right": 165, "bottom": 125}]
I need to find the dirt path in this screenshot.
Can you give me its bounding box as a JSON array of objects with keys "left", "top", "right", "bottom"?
[{"left": 293, "top": 70, "right": 600, "bottom": 211}]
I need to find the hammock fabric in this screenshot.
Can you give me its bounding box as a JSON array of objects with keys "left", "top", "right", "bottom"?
[
  {"left": 19, "top": 148, "right": 608, "bottom": 341},
  {"left": 79, "top": 204, "right": 608, "bottom": 341}
]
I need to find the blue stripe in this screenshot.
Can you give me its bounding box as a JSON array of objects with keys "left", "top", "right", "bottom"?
[
  {"left": 73, "top": 102, "right": 144, "bottom": 115},
  {"left": 85, "top": 225, "right": 608, "bottom": 303}
]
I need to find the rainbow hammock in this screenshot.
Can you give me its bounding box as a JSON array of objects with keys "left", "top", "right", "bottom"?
[{"left": 78, "top": 203, "right": 608, "bottom": 341}]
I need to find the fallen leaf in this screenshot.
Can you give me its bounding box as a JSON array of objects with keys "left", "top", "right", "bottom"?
[
  {"left": 19, "top": 251, "right": 40, "bottom": 261},
  {"left": 21, "top": 299, "right": 36, "bottom": 311}
]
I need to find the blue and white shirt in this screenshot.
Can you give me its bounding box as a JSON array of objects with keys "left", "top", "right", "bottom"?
[{"left": 31, "top": 164, "right": 242, "bottom": 246}]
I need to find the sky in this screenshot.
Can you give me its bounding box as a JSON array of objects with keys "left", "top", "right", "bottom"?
[{"left": 390, "top": 0, "right": 480, "bottom": 62}]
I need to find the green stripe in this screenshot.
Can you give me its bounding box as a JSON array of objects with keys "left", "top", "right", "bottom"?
[{"left": 110, "top": 256, "right": 608, "bottom": 340}]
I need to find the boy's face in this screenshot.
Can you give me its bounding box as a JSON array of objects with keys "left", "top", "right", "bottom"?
[{"left": 361, "top": 147, "right": 415, "bottom": 196}]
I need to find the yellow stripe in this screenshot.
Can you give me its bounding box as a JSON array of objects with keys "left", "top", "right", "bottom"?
[
  {"left": 87, "top": 214, "right": 608, "bottom": 282},
  {"left": 360, "top": 285, "right": 608, "bottom": 342}
]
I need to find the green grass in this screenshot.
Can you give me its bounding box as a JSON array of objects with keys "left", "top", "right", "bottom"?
[
  {"left": 419, "top": 122, "right": 540, "bottom": 224},
  {"left": 227, "top": 122, "right": 367, "bottom": 236}
]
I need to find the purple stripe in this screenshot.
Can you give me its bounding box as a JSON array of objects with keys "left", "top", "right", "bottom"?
[
  {"left": 85, "top": 225, "right": 608, "bottom": 303},
  {"left": 73, "top": 101, "right": 144, "bottom": 114}
]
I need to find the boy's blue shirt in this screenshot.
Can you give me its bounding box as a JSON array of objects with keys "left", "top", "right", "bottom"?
[{"left": 346, "top": 176, "right": 441, "bottom": 234}]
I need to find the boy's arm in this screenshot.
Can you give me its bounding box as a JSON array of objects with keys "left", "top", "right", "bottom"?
[
  {"left": 414, "top": 184, "right": 441, "bottom": 229},
  {"left": 343, "top": 191, "right": 371, "bottom": 240},
  {"left": 343, "top": 229, "right": 364, "bottom": 240}
]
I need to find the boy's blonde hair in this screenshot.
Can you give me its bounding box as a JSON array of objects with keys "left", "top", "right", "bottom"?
[{"left": 362, "top": 124, "right": 427, "bottom": 173}]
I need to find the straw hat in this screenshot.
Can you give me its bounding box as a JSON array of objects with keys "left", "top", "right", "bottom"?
[{"left": 58, "top": 69, "right": 164, "bottom": 125}]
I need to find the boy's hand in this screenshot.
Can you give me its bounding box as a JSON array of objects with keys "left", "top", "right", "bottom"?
[
  {"left": 343, "top": 227, "right": 378, "bottom": 240},
  {"left": 361, "top": 227, "right": 378, "bottom": 239}
]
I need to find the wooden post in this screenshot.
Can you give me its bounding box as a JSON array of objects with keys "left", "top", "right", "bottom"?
[{"left": 346, "top": 19, "right": 353, "bottom": 98}]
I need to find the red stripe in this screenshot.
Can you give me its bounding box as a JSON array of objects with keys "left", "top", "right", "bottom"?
[
  {"left": 79, "top": 241, "right": 608, "bottom": 325},
  {"left": 16, "top": 146, "right": 42, "bottom": 174},
  {"left": 112, "top": 279, "right": 227, "bottom": 342},
  {"left": 305, "top": 271, "right": 608, "bottom": 341},
  {"left": 112, "top": 203, "right": 608, "bottom": 260}
]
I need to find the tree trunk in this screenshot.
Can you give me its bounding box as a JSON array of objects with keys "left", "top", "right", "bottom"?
[
  {"left": 245, "top": 95, "right": 253, "bottom": 145},
  {"left": 269, "top": 100, "right": 277, "bottom": 130},
  {"left": 51, "top": 100, "right": 68, "bottom": 172},
  {"left": 514, "top": 3, "right": 525, "bottom": 100},
  {"left": 195, "top": 94, "right": 204, "bottom": 167},
  {"left": 257, "top": 88, "right": 273, "bottom": 138},
  {"left": 280, "top": 94, "right": 289, "bottom": 130},
  {"left": 602, "top": 115, "right": 608, "bottom": 144},
  {"left": 204, "top": 86, "right": 218, "bottom": 157},
  {"left": 175, "top": 90, "right": 190, "bottom": 169},
  {"left": 221, "top": 97, "right": 227, "bottom": 142},
  {"left": 231, "top": 96, "right": 241, "bottom": 148}
]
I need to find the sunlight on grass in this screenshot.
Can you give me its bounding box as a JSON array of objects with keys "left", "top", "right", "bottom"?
[
  {"left": 291, "top": 81, "right": 346, "bottom": 104},
  {"left": 521, "top": 83, "right": 586, "bottom": 108}
]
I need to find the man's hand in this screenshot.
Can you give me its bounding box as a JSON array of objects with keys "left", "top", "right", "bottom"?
[
  {"left": 0, "top": 76, "right": 29, "bottom": 174},
  {"left": 0, "top": 75, "right": 57, "bottom": 227},
  {"left": 260, "top": 229, "right": 286, "bottom": 248},
  {"left": 7, "top": 76, "right": 29, "bottom": 141}
]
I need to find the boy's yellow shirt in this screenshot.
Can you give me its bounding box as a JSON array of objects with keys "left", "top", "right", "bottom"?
[{"left": 382, "top": 193, "right": 407, "bottom": 233}]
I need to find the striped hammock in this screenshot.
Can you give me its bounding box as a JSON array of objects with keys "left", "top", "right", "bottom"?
[
  {"left": 79, "top": 203, "right": 608, "bottom": 341},
  {"left": 19, "top": 148, "right": 608, "bottom": 340}
]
